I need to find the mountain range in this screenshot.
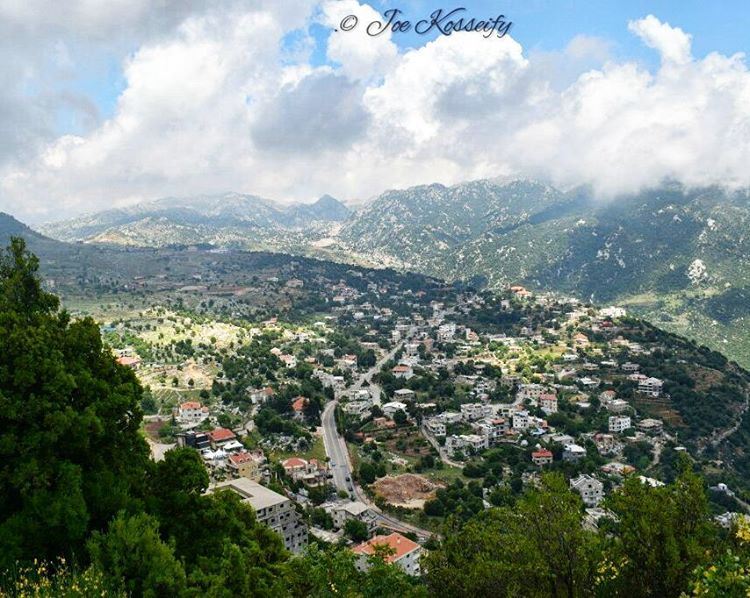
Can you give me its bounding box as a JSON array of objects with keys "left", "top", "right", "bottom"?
[
  {"left": 39, "top": 193, "right": 351, "bottom": 251},
  {"left": 24, "top": 179, "right": 750, "bottom": 367}
]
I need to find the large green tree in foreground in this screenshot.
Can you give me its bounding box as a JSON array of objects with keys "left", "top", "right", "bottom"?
[{"left": 0, "top": 237, "right": 150, "bottom": 570}]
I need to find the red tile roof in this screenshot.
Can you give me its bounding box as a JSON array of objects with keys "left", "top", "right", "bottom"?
[
  {"left": 209, "top": 428, "right": 236, "bottom": 442},
  {"left": 116, "top": 356, "right": 141, "bottom": 367},
  {"left": 352, "top": 532, "right": 420, "bottom": 562},
  {"left": 292, "top": 396, "right": 308, "bottom": 412},
  {"left": 229, "top": 452, "right": 258, "bottom": 465},
  {"left": 180, "top": 401, "right": 202, "bottom": 410},
  {"left": 282, "top": 457, "right": 307, "bottom": 469},
  {"left": 532, "top": 449, "right": 553, "bottom": 458}
]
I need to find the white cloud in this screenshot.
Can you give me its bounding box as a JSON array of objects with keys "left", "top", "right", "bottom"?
[
  {"left": 2, "top": 9, "right": 750, "bottom": 223},
  {"left": 628, "top": 14, "right": 692, "bottom": 65}
]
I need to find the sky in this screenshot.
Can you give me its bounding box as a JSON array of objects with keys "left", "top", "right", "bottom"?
[{"left": 1, "top": 0, "right": 750, "bottom": 223}]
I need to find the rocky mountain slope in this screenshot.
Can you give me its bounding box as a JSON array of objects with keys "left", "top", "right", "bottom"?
[
  {"left": 36, "top": 180, "right": 750, "bottom": 367},
  {"left": 39, "top": 193, "right": 351, "bottom": 251},
  {"left": 338, "top": 180, "right": 750, "bottom": 367}
]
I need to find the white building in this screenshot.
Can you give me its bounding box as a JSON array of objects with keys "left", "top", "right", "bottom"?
[
  {"left": 461, "top": 402, "right": 493, "bottom": 422},
  {"left": 540, "top": 394, "right": 558, "bottom": 415},
  {"left": 609, "top": 415, "right": 632, "bottom": 434},
  {"left": 563, "top": 443, "right": 587, "bottom": 462},
  {"left": 177, "top": 401, "right": 209, "bottom": 424},
  {"left": 426, "top": 418, "right": 446, "bottom": 437},
  {"left": 353, "top": 532, "right": 422, "bottom": 576},
  {"left": 331, "top": 501, "right": 378, "bottom": 533},
  {"left": 446, "top": 434, "right": 488, "bottom": 453},
  {"left": 570, "top": 475, "right": 604, "bottom": 507},
  {"left": 382, "top": 401, "right": 408, "bottom": 418},
  {"left": 516, "top": 383, "right": 546, "bottom": 401},
  {"left": 512, "top": 410, "right": 530, "bottom": 430},
  {"left": 639, "top": 377, "right": 664, "bottom": 397}
]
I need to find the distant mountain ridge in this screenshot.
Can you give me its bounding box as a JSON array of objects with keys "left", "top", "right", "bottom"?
[
  {"left": 34, "top": 179, "right": 750, "bottom": 367},
  {"left": 40, "top": 193, "right": 351, "bottom": 247}
]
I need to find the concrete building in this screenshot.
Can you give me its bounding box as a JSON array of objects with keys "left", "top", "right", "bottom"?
[
  {"left": 210, "top": 478, "right": 308, "bottom": 553},
  {"left": 609, "top": 415, "right": 632, "bottom": 434},
  {"left": 352, "top": 532, "right": 422, "bottom": 576},
  {"left": 570, "top": 474, "right": 604, "bottom": 507}
]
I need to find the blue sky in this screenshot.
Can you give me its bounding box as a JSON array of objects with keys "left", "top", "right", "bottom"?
[
  {"left": 5, "top": 0, "right": 750, "bottom": 221},
  {"left": 83, "top": 1, "right": 749, "bottom": 126}
]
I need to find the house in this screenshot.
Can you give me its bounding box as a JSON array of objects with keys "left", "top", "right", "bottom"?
[
  {"left": 292, "top": 396, "right": 309, "bottom": 418},
  {"left": 604, "top": 399, "right": 630, "bottom": 413},
  {"left": 393, "top": 388, "right": 416, "bottom": 402},
  {"left": 250, "top": 386, "right": 274, "bottom": 405},
  {"left": 609, "top": 415, "right": 632, "bottom": 434},
  {"left": 639, "top": 377, "right": 664, "bottom": 397},
  {"left": 382, "top": 401, "right": 408, "bottom": 418},
  {"left": 563, "top": 443, "right": 587, "bottom": 462},
  {"left": 601, "top": 462, "right": 636, "bottom": 476},
  {"left": 621, "top": 362, "right": 640, "bottom": 372},
  {"left": 570, "top": 474, "right": 604, "bottom": 507},
  {"left": 209, "top": 478, "right": 308, "bottom": 553},
  {"left": 228, "top": 450, "right": 265, "bottom": 481},
  {"left": 531, "top": 448, "right": 554, "bottom": 466},
  {"left": 446, "top": 434, "right": 488, "bottom": 453},
  {"left": 461, "top": 403, "right": 493, "bottom": 422},
  {"left": 437, "top": 323, "right": 456, "bottom": 342},
  {"left": 637, "top": 418, "right": 664, "bottom": 435},
  {"left": 341, "top": 354, "right": 358, "bottom": 368},
  {"left": 593, "top": 433, "right": 621, "bottom": 456},
  {"left": 209, "top": 427, "right": 237, "bottom": 447},
  {"left": 573, "top": 333, "right": 590, "bottom": 347},
  {"left": 392, "top": 364, "right": 414, "bottom": 380},
  {"left": 516, "top": 383, "right": 545, "bottom": 401},
  {"left": 116, "top": 355, "right": 141, "bottom": 369},
  {"left": 352, "top": 532, "right": 422, "bottom": 576},
  {"left": 512, "top": 410, "right": 530, "bottom": 430},
  {"left": 176, "top": 430, "right": 210, "bottom": 451},
  {"left": 343, "top": 401, "right": 372, "bottom": 418},
  {"left": 539, "top": 393, "right": 558, "bottom": 415},
  {"left": 177, "top": 401, "right": 209, "bottom": 424},
  {"left": 279, "top": 354, "right": 297, "bottom": 368},
  {"left": 472, "top": 418, "right": 508, "bottom": 446},
  {"left": 282, "top": 457, "right": 328, "bottom": 486},
  {"left": 426, "top": 418, "right": 446, "bottom": 437},
  {"left": 331, "top": 501, "right": 378, "bottom": 533}
]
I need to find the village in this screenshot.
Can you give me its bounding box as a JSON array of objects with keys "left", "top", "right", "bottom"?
[{"left": 103, "top": 268, "right": 747, "bottom": 577}]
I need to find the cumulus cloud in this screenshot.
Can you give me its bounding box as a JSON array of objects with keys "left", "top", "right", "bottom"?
[
  {"left": 628, "top": 14, "right": 692, "bottom": 65},
  {"left": 1, "top": 7, "right": 750, "bottom": 222}
]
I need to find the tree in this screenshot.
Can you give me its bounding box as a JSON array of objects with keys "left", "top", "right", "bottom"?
[
  {"left": 0, "top": 238, "right": 150, "bottom": 570},
  {"left": 88, "top": 512, "right": 186, "bottom": 597},
  {"left": 425, "top": 473, "right": 598, "bottom": 597},
  {"left": 602, "top": 461, "right": 716, "bottom": 597},
  {"left": 344, "top": 519, "right": 370, "bottom": 542}
]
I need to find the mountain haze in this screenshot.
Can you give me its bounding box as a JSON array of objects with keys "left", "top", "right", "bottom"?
[
  {"left": 40, "top": 192, "right": 351, "bottom": 250},
  {"left": 37, "top": 180, "right": 750, "bottom": 366}
]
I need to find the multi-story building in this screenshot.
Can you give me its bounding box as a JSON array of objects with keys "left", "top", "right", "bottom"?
[
  {"left": 228, "top": 450, "right": 265, "bottom": 481},
  {"left": 210, "top": 478, "right": 308, "bottom": 554},
  {"left": 352, "top": 532, "right": 423, "bottom": 576},
  {"left": 539, "top": 393, "right": 558, "bottom": 414},
  {"left": 609, "top": 415, "right": 632, "bottom": 434},
  {"left": 177, "top": 401, "right": 209, "bottom": 424},
  {"left": 639, "top": 377, "right": 664, "bottom": 397},
  {"left": 570, "top": 475, "right": 604, "bottom": 507}
]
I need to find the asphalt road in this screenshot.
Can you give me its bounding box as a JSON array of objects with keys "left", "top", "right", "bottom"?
[{"left": 321, "top": 396, "right": 433, "bottom": 540}]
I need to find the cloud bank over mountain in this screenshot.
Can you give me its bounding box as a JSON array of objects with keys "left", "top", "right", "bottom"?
[{"left": 1, "top": 1, "right": 750, "bottom": 221}]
